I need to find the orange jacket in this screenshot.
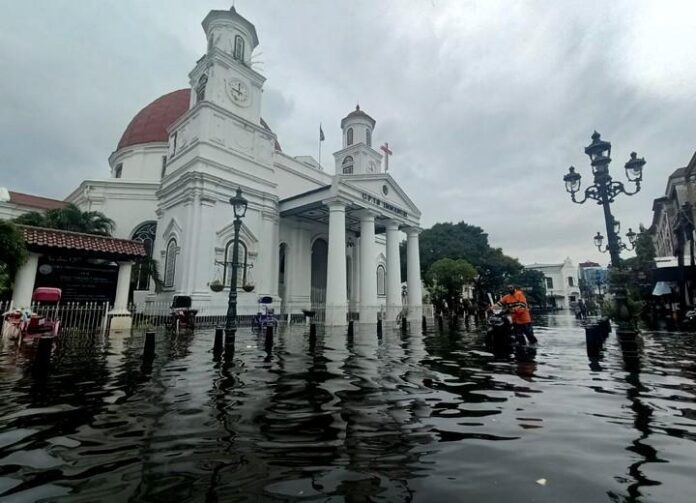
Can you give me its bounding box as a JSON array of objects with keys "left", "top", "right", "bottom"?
[{"left": 500, "top": 289, "right": 531, "bottom": 324}]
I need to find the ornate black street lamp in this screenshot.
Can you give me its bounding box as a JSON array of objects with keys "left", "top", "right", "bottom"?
[
  {"left": 563, "top": 132, "right": 646, "bottom": 328},
  {"left": 225, "top": 187, "right": 248, "bottom": 337}
]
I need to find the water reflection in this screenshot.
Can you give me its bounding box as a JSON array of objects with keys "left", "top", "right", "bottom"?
[{"left": 0, "top": 317, "right": 695, "bottom": 501}]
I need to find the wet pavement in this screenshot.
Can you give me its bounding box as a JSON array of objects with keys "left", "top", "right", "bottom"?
[{"left": 1, "top": 314, "right": 695, "bottom": 502}]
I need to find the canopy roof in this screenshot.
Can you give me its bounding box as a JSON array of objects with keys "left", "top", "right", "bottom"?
[{"left": 20, "top": 225, "right": 146, "bottom": 260}]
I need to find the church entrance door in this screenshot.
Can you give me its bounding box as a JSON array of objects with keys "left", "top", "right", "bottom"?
[{"left": 311, "top": 238, "right": 328, "bottom": 311}]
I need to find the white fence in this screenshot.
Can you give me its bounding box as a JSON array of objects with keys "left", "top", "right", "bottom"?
[
  {"left": 1, "top": 300, "right": 111, "bottom": 334},
  {"left": 1, "top": 299, "right": 436, "bottom": 333}
]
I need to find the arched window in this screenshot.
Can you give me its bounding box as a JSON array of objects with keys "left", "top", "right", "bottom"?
[
  {"left": 131, "top": 222, "right": 157, "bottom": 290},
  {"left": 366, "top": 128, "right": 372, "bottom": 147},
  {"left": 164, "top": 238, "right": 178, "bottom": 288},
  {"left": 347, "top": 128, "right": 353, "bottom": 145},
  {"left": 342, "top": 156, "right": 354, "bottom": 174},
  {"left": 278, "top": 243, "right": 286, "bottom": 290},
  {"left": 234, "top": 35, "right": 245, "bottom": 61},
  {"left": 223, "top": 240, "right": 248, "bottom": 288},
  {"left": 377, "top": 265, "right": 386, "bottom": 296},
  {"left": 196, "top": 74, "right": 208, "bottom": 102}
]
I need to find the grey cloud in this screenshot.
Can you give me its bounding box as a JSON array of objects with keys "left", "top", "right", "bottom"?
[{"left": 2, "top": 0, "right": 695, "bottom": 267}]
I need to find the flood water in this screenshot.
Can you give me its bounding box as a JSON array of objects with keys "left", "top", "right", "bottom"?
[{"left": 1, "top": 314, "right": 695, "bottom": 502}]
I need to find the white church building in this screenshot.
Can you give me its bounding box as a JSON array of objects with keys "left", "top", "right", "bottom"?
[{"left": 56, "top": 7, "right": 423, "bottom": 325}]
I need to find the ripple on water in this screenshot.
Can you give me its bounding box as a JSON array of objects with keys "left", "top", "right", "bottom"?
[{"left": 0, "top": 316, "right": 695, "bottom": 501}]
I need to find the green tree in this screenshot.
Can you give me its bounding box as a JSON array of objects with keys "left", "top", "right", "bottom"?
[
  {"left": 401, "top": 221, "right": 528, "bottom": 302},
  {"left": 0, "top": 221, "right": 28, "bottom": 296},
  {"left": 426, "top": 258, "right": 477, "bottom": 313},
  {"left": 14, "top": 204, "right": 115, "bottom": 236},
  {"left": 618, "top": 225, "right": 656, "bottom": 302},
  {"left": 510, "top": 268, "right": 547, "bottom": 308}
]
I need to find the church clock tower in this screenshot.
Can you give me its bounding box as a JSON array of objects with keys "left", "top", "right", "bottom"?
[
  {"left": 190, "top": 7, "right": 264, "bottom": 124},
  {"left": 333, "top": 105, "right": 383, "bottom": 175}
]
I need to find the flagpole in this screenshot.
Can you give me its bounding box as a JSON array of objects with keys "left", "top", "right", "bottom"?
[{"left": 318, "top": 122, "right": 323, "bottom": 169}]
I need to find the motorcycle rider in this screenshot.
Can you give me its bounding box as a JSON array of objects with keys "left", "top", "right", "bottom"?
[{"left": 496, "top": 285, "right": 538, "bottom": 346}]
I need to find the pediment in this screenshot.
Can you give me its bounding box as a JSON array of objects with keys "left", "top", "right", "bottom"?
[{"left": 341, "top": 174, "right": 421, "bottom": 217}]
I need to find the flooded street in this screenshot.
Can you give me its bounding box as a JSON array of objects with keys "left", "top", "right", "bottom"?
[{"left": 1, "top": 315, "right": 695, "bottom": 502}]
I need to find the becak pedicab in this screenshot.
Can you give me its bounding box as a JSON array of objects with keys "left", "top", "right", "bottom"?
[
  {"left": 169, "top": 295, "right": 198, "bottom": 331},
  {"left": 252, "top": 296, "right": 277, "bottom": 331},
  {"left": 2, "top": 288, "right": 63, "bottom": 343},
  {"left": 24, "top": 287, "right": 63, "bottom": 340}
]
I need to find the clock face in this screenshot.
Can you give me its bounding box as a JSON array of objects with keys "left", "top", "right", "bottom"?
[{"left": 226, "top": 78, "right": 250, "bottom": 106}]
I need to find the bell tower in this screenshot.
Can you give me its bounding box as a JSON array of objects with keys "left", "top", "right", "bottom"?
[
  {"left": 333, "top": 105, "right": 383, "bottom": 176},
  {"left": 189, "top": 7, "right": 264, "bottom": 124}
]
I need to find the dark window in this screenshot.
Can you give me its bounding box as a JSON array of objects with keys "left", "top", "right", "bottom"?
[
  {"left": 161, "top": 156, "right": 167, "bottom": 178},
  {"left": 234, "top": 35, "right": 245, "bottom": 61},
  {"left": 223, "top": 240, "right": 248, "bottom": 288},
  {"left": 347, "top": 128, "right": 353, "bottom": 145},
  {"left": 377, "top": 265, "right": 386, "bottom": 296},
  {"left": 342, "top": 156, "right": 353, "bottom": 174},
  {"left": 366, "top": 128, "right": 371, "bottom": 147},
  {"left": 164, "top": 238, "right": 177, "bottom": 288},
  {"left": 545, "top": 277, "right": 553, "bottom": 289},
  {"left": 114, "top": 163, "right": 122, "bottom": 178},
  {"left": 171, "top": 131, "right": 178, "bottom": 158},
  {"left": 196, "top": 74, "right": 208, "bottom": 102},
  {"left": 131, "top": 222, "right": 157, "bottom": 290},
  {"left": 568, "top": 276, "right": 574, "bottom": 287}
]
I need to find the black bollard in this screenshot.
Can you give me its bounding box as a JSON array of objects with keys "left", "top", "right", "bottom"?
[
  {"left": 377, "top": 319, "right": 383, "bottom": 337},
  {"left": 34, "top": 336, "right": 53, "bottom": 370},
  {"left": 585, "top": 324, "right": 601, "bottom": 359},
  {"left": 214, "top": 327, "right": 223, "bottom": 351},
  {"left": 144, "top": 331, "right": 156, "bottom": 359},
  {"left": 348, "top": 320, "right": 354, "bottom": 337},
  {"left": 265, "top": 325, "right": 274, "bottom": 353},
  {"left": 422, "top": 315, "right": 427, "bottom": 332},
  {"left": 308, "top": 322, "right": 317, "bottom": 350},
  {"left": 401, "top": 316, "right": 407, "bottom": 332}
]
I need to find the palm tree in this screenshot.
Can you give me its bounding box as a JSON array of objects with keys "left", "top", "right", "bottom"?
[{"left": 14, "top": 204, "right": 115, "bottom": 236}]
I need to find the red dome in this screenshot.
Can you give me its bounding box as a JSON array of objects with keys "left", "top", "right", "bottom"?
[
  {"left": 118, "top": 89, "right": 191, "bottom": 149},
  {"left": 117, "top": 88, "right": 282, "bottom": 151}
]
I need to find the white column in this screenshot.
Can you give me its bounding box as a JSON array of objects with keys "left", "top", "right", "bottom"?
[
  {"left": 258, "top": 211, "right": 279, "bottom": 296},
  {"left": 385, "top": 220, "right": 402, "bottom": 322},
  {"left": 11, "top": 252, "right": 40, "bottom": 307},
  {"left": 113, "top": 262, "right": 133, "bottom": 313},
  {"left": 352, "top": 237, "right": 361, "bottom": 309},
  {"left": 406, "top": 227, "right": 423, "bottom": 318},
  {"left": 325, "top": 201, "right": 348, "bottom": 325},
  {"left": 359, "top": 212, "right": 377, "bottom": 323},
  {"left": 109, "top": 261, "right": 133, "bottom": 331}
]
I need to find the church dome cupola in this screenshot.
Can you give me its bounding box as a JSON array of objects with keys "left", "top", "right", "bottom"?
[{"left": 340, "top": 105, "right": 376, "bottom": 148}]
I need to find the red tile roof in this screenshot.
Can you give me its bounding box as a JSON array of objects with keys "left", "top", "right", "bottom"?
[
  {"left": 20, "top": 225, "right": 147, "bottom": 259},
  {"left": 9, "top": 191, "right": 68, "bottom": 210},
  {"left": 117, "top": 88, "right": 282, "bottom": 151}
]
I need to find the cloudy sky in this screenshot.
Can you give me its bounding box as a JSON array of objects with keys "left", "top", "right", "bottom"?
[{"left": 2, "top": 0, "right": 696, "bottom": 265}]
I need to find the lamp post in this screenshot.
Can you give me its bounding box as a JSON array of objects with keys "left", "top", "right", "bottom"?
[
  {"left": 563, "top": 132, "right": 646, "bottom": 329},
  {"left": 225, "top": 187, "right": 248, "bottom": 337}
]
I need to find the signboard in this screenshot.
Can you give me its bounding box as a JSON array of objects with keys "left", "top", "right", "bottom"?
[
  {"left": 361, "top": 192, "right": 408, "bottom": 218},
  {"left": 35, "top": 256, "right": 119, "bottom": 303}
]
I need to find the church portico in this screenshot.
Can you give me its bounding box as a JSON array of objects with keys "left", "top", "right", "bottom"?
[{"left": 278, "top": 173, "right": 421, "bottom": 325}]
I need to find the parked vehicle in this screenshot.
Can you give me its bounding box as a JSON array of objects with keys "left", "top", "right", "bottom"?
[
  {"left": 253, "top": 296, "right": 277, "bottom": 331},
  {"left": 2, "top": 288, "right": 63, "bottom": 343},
  {"left": 170, "top": 295, "right": 197, "bottom": 331}
]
